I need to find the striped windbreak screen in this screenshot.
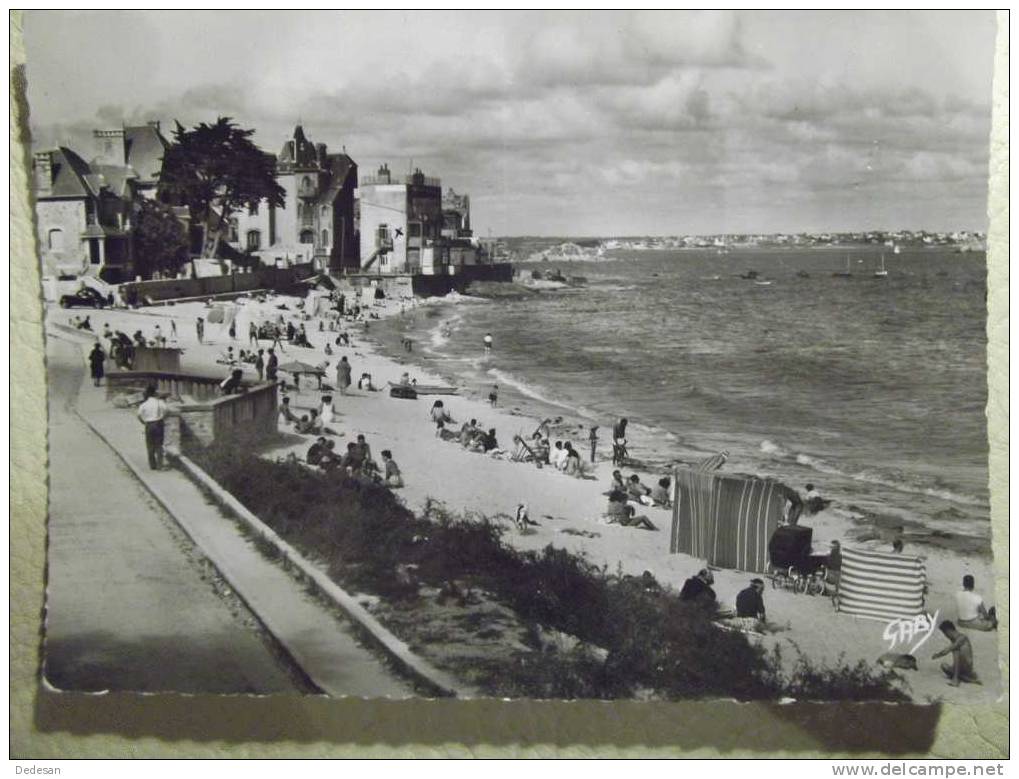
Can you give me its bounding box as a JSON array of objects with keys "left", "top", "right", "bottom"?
[
  {"left": 670, "top": 469, "right": 787, "bottom": 573},
  {"left": 837, "top": 547, "right": 927, "bottom": 621}
]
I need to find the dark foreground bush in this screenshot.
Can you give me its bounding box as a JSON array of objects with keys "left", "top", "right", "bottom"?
[{"left": 192, "top": 445, "right": 905, "bottom": 701}]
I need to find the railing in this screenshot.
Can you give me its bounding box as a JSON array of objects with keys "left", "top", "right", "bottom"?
[{"left": 360, "top": 173, "right": 441, "bottom": 188}]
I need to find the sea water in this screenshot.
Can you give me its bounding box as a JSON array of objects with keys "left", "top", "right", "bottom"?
[{"left": 371, "top": 248, "right": 991, "bottom": 554}]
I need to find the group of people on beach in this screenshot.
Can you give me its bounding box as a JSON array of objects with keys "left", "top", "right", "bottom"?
[{"left": 430, "top": 401, "right": 506, "bottom": 456}]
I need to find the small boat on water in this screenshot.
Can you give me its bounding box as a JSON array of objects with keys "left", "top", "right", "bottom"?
[
  {"left": 754, "top": 280, "right": 774, "bottom": 286},
  {"left": 796, "top": 270, "right": 811, "bottom": 279},
  {"left": 874, "top": 253, "right": 889, "bottom": 278},
  {"left": 833, "top": 255, "right": 853, "bottom": 278}
]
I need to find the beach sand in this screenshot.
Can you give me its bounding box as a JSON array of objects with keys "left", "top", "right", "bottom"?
[{"left": 57, "top": 293, "right": 1002, "bottom": 703}]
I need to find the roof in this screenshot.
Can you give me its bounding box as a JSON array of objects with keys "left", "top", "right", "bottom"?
[
  {"left": 43, "top": 147, "right": 93, "bottom": 198},
  {"left": 123, "top": 125, "right": 169, "bottom": 182},
  {"left": 317, "top": 153, "right": 357, "bottom": 204}
]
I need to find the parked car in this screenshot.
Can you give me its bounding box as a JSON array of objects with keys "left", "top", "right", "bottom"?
[{"left": 59, "top": 287, "right": 107, "bottom": 309}]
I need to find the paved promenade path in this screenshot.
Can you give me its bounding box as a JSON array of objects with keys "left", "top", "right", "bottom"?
[{"left": 45, "top": 330, "right": 411, "bottom": 697}]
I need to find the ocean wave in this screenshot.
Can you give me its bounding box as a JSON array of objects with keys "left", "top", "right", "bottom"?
[{"left": 759, "top": 439, "right": 986, "bottom": 508}]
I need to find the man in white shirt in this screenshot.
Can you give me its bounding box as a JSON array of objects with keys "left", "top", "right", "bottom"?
[
  {"left": 955, "top": 574, "right": 997, "bottom": 631},
  {"left": 137, "top": 384, "right": 168, "bottom": 470}
]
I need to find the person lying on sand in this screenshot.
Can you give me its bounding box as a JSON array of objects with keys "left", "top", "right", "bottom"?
[
  {"left": 605, "top": 490, "right": 657, "bottom": 530},
  {"left": 435, "top": 420, "right": 459, "bottom": 442}
]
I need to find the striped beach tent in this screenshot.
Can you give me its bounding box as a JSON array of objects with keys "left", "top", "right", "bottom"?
[
  {"left": 670, "top": 469, "right": 788, "bottom": 573},
  {"left": 837, "top": 547, "right": 927, "bottom": 622}
]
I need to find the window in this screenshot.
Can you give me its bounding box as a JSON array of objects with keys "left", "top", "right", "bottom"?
[
  {"left": 321, "top": 229, "right": 329, "bottom": 246},
  {"left": 408, "top": 222, "right": 421, "bottom": 238},
  {"left": 300, "top": 230, "right": 314, "bottom": 244},
  {"left": 246, "top": 230, "right": 261, "bottom": 250},
  {"left": 376, "top": 224, "right": 390, "bottom": 247},
  {"left": 228, "top": 218, "right": 239, "bottom": 242},
  {"left": 47, "top": 228, "right": 63, "bottom": 251}
]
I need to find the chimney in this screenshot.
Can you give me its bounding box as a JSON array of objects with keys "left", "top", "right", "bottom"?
[
  {"left": 33, "top": 151, "right": 53, "bottom": 196},
  {"left": 93, "top": 128, "right": 125, "bottom": 165}
]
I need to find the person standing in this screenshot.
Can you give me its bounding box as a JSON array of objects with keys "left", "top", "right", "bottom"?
[
  {"left": 170, "top": 319, "right": 178, "bottom": 340},
  {"left": 196, "top": 316, "right": 205, "bottom": 344},
  {"left": 137, "top": 384, "right": 168, "bottom": 470},
  {"left": 255, "top": 349, "right": 265, "bottom": 381},
  {"left": 228, "top": 317, "right": 237, "bottom": 341},
  {"left": 249, "top": 321, "right": 259, "bottom": 346},
  {"left": 588, "top": 425, "right": 599, "bottom": 463},
  {"left": 489, "top": 384, "right": 499, "bottom": 407},
  {"left": 266, "top": 348, "right": 279, "bottom": 383},
  {"left": 612, "top": 417, "right": 628, "bottom": 466},
  {"left": 483, "top": 332, "right": 493, "bottom": 354},
  {"left": 335, "top": 356, "right": 352, "bottom": 395},
  {"left": 88, "top": 342, "right": 106, "bottom": 387}
]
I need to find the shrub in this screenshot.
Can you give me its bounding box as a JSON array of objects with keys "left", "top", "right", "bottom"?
[{"left": 190, "top": 445, "right": 903, "bottom": 701}]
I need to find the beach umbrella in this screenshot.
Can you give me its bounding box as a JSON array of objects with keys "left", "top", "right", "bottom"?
[{"left": 278, "top": 360, "right": 322, "bottom": 376}]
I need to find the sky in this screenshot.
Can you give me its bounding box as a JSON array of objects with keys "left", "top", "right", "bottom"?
[{"left": 22, "top": 10, "right": 997, "bottom": 236}]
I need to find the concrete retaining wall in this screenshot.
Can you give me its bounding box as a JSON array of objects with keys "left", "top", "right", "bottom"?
[
  {"left": 105, "top": 371, "right": 278, "bottom": 446},
  {"left": 121, "top": 264, "right": 316, "bottom": 303}
]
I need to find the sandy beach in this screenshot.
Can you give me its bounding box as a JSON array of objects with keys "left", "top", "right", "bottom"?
[{"left": 57, "top": 292, "right": 1002, "bottom": 703}]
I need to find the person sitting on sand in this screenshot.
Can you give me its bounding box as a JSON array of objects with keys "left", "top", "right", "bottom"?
[
  {"left": 735, "top": 578, "right": 767, "bottom": 624},
  {"left": 650, "top": 477, "right": 673, "bottom": 508},
  {"left": 278, "top": 396, "right": 298, "bottom": 425},
  {"left": 481, "top": 428, "right": 500, "bottom": 453},
  {"left": 604, "top": 490, "right": 657, "bottom": 530},
  {"left": 458, "top": 419, "right": 478, "bottom": 446},
  {"left": 353, "top": 434, "right": 373, "bottom": 468},
  {"left": 627, "top": 474, "right": 654, "bottom": 506},
  {"left": 430, "top": 400, "right": 453, "bottom": 427},
  {"left": 295, "top": 414, "right": 313, "bottom": 434},
  {"left": 324, "top": 342, "right": 333, "bottom": 356},
  {"left": 533, "top": 434, "right": 550, "bottom": 465},
  {"left": 932, "top": 621, "right": 980, "bottom": 687},
  {"left": 552, "top": 441, "right": 567, "bottom": 470},
  {"left": 319, "top": 395, "right": 337, "bottom": 425},
  {"left": 307, "top": 437, "right": 328, "bottom": 466},
  {"left": 301, "top": 409, "right": 323, "bottom": 435},
  {"left": 318, "top": 440, "right": 338, "bottom": 470},
  {"left": 610, "top": 469, "right": 626, "bottom": 493},
  {"left": 679, "top": 569, "right": 717, "bottom": 608},
  {"left": 956, "top": 575, "right": 997, "bottom": 631},
  {"left": 338, "top": 441, "right": 363, "bottom": 474},
  {"left": 380, "top": 450, "right": 404, "bottom": 488},
  {"left": 357, "top": 372, "right": 375, "bottom": 391}
]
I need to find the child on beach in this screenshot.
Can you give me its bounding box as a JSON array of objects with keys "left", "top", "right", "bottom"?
[{"left": 489, "top": 384, "right": 499, "bottom": 406}]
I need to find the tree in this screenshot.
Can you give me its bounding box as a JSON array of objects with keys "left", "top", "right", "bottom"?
[
  {"left": 159, "top": 117, "right": 285, "bottom": 258},
  {"left": 131, "top": 199, "right": 190, "bottom": 279}
]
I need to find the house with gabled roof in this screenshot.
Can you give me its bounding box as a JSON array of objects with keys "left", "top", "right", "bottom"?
[
  {"left": 32, "top": 122, "right": 170, "bottom": 282},
  {"left": 227, "top": 124, "right": 359, "bottom": 273}
]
